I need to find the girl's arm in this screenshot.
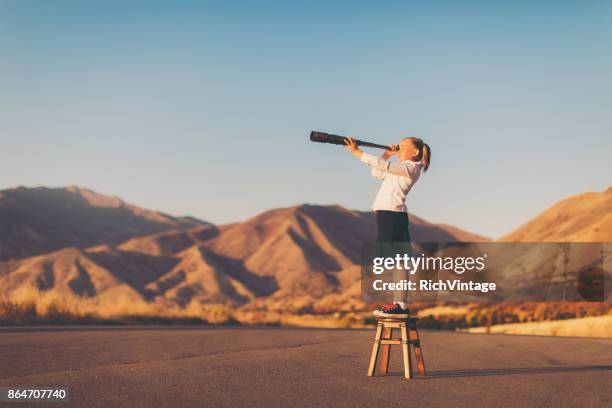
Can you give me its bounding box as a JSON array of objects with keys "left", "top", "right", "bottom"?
[
  {"left": 344, "top": 137, "right": 397, "bottom": 160},
  {"left": 344, "top": 138, "right": 411, "bottom": 178},
  {"left": 370, "top": 152, "right": 389, "bottom": 179},
  {"left": 372, "top": 144, "right": 397, "bottom": 179},
  {"left": 344, "top": 137, "right": 364, "bottom": 160},
  {"left": 361, "top": 152, "right": 418, "bottom": 178}
]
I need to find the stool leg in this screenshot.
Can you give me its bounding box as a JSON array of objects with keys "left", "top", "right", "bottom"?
[
  {"left": 367, "top": 322, "right": 383, "bottom": 376},
  {"left": 412, "top": 327, "right": 426, "bottom": 375},
  {"left": 400, "top": 323, "right": 413, "bottom": 379},
  {"left": 379, "top": 327, "right": 392, "bottom": 374}
]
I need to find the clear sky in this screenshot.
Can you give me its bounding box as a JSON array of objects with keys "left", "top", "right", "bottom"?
[{"left": 1, "top": 1, "right": 611, "bottom": 238}]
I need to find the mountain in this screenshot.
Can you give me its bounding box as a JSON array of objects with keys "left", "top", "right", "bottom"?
[
  {"left": 416, "top": 221, "right": 489, "bottom": 242},
  {"left": 0, "top": 186, "right": 210, "bottom": 261},
  {"left": 205, "top": 204, "right": 488, "bottom": 298},
  {"left": 500, "top": 187, "right": 612, "bottom": 242}
]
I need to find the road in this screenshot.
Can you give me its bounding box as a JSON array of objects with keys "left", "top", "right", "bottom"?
[{"left": 0, "top": 326, "right": 611, "bottom": 407}]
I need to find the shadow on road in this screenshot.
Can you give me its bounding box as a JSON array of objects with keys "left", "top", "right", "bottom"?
[{"left": 384, "top": 365, "right": 612, "bottom": 379}]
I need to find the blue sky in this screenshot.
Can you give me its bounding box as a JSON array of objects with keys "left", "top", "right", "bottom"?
[{"left": 1, "top": 0, "right": 611, "bottom": 238}]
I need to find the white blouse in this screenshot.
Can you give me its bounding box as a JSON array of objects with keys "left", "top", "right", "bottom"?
[{"left": 360, "top": 152, "right": 422, "bottom": 213}]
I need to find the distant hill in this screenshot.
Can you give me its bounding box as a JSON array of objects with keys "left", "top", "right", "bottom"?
[
  {"left": 500, "top": 187, "right": 612, "bottom": 242},
  {"left": 0, "top": 186, "right": 210, "bottom": 261}
]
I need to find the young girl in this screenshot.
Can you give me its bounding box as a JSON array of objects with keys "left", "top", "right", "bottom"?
[{"left": 344, "top": 136, "right": 431, "bottom": 317}]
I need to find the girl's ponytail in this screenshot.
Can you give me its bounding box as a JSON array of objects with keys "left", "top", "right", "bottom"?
[
  {"left": 406, "top": 137, "right": 431, "bottom": 172},
  {"left": 421, "top": 142, "right": 431, "bottom": 172}
]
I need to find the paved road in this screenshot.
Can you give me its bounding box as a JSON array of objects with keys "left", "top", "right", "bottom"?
[{"left": 0, "top": 326, "right": 611, "bottom": 407}]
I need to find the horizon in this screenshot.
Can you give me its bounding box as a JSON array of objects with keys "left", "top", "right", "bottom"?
[{"left": 1, "top": 1, "right": 611, "bottom": 238}]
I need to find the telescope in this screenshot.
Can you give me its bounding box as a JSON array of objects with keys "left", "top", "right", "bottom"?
[{"left": 310, "top": 131, "right": 392, "bottom": 150}]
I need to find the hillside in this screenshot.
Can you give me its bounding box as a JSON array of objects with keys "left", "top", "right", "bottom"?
[{"left": 500, "top": 187, "right": 612, "bottom": 242}]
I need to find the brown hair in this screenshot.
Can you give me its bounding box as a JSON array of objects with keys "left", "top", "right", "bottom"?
[{"left": 405, "top": 137, "right": 431, "bottom": 172}]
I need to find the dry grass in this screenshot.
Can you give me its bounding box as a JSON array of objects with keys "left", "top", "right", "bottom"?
[
  {"left": 0, "top": 286, "right": 371, "bottom": 328},
  {"left": 0, "top": 285, "right": 233, "bottom": 325},
  {"left": 2, "top": 287, "right": 611, "bottom": 339}
]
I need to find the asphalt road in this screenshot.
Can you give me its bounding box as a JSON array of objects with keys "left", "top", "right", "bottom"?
[{"left": 0, "top": 326, "right": 611, "bottom": 407}]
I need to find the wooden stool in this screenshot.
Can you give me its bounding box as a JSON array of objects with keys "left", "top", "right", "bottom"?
[{"left": 367, "top": 316, "right": 426, "bottom": 379}]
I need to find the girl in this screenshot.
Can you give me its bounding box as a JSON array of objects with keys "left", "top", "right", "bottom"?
[{"left": 344, "top": 136, "right": 431, "bottom": 317}]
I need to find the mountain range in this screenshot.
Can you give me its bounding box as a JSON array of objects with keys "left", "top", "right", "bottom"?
[{"left": 0, "top": 185, "right": 609, "bottom": 312}]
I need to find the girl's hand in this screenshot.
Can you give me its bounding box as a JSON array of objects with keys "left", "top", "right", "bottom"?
[
  {"left": 382, "top": 144, "right": 399, "bottom": 159},
  {"left": 344, "top": 137, "right": 362, "bottom": 158}
]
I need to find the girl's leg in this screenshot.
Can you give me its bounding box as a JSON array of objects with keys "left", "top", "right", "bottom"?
[
  {"left": 376, "top": 211, "right": 410, "bottom": 310},
  {"left": 375, "top": 210, "right": 395, "bottom": 241},
  {"left": 392, "top": 212, "right": 410, "bottom": 308}
]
